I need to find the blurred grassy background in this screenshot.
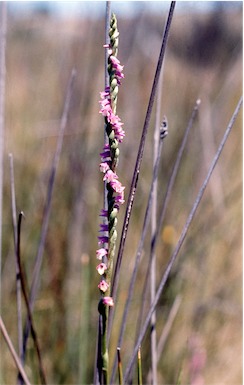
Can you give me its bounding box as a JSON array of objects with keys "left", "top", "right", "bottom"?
[{"left": 1, "top": 2, "right": 242, "bottom": 384}]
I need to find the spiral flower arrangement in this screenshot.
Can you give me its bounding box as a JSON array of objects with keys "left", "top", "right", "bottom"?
[
  {"left": 96, "top": 13, "right": 125, "bottom": 383},
  {"left": 97, "top": 13, "right": 125, "bottom": 309}
]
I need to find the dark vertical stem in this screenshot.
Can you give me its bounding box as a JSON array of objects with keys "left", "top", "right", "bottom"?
[
  {"left": 109, "top": 1, "right": 176, "bottom": 336},
  {"left": 9, "top": 154, "right": 24, "bottom": 373},
  {"left": 117, "top": 348, "right": 124, "bottom": 385},
  {"left": 16, "top": 213, "right": 47, "bottom": 385}
]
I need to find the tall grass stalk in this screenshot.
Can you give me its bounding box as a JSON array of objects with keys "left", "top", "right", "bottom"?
[
  {"left": 109, "top": 0, "right": 176, "bottom": 339},
  {"left": 16, "top": 212, "right": 46, "bottom": 385},
  {"left": 124, "top": 96, "right": 242, "bottom": 382}
]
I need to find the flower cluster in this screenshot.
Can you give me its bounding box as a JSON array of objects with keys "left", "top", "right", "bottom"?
[{"left": 96, "top": 16, "right": 125, "bottom": 307}]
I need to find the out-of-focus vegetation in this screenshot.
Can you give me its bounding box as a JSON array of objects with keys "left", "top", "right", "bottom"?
[{"left": 1, "top": 3, "right": 242, "bottom": 384}]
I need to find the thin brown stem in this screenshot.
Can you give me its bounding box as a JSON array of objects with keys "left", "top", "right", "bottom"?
[
  {"left": 109, "top": 0, "right": 176, "bottom": 340},
  {"left": 16, "top": 213, "right": 47, "bottom": 385}
]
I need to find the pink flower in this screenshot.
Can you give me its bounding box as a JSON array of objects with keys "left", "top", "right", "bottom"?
[
  {"left": 103, "top": 170, "right": 118, "bottom": 183},
  {"left": 103, "top": 297, "right": 114, "bottom": 306},
  {"left": 96, "top": 263, "right": 108, "bottom": 275},
  {"left": 100, "top": 162, "right": 110, "bottom": 173},
  {"left": 98, "top": 280, "right": 109, "bottom": 293},
  {"left": 109, "top": 55, "right": 124, "bottom": 83},
  {"left": 110, "top": 179, "right": 125, "bottom": 193},
  {"left": 96, "top": 248, "right": 108, "bottom": 260}
]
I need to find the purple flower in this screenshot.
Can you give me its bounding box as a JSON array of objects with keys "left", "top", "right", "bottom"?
[
  {"left": 99, "top": 223, "right": 109, "bottom": 232},
  {"left": 100, "top": 209, "right": 108, "bottom": 217},
  {"left": 115, "top": 193, "right": 125, "bottom": 205},
  {"left": 98, "top": 235, "right": 109, "bottom": 245}
]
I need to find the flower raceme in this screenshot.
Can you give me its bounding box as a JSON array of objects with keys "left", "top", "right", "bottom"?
[{"left": 96, "top": 19, "right": 125, "bottom": 308}]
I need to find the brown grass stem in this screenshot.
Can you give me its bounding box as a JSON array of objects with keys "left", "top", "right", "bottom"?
[
  {"left": 9, "top": 154, "right": 23, "bottom": 365},
  {"left": 16, "top": 212, "right": 47, "bottom": 385},
  {"left": 109, "top": 0, "right": 176, "bottom": 339},
  {"left": 124, "top": 95, "right": 243, "bottom": 383},
  {"left": 117, "top": 347, "right": 124, "bottom": 385},
  {"left": 0, "top": 316, "right": 32, "bottom": 385}
]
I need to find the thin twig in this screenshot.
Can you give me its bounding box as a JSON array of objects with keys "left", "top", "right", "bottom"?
[
  {"left": 9, "top": 154, "right": 23, "bottom": 365},
  {"left": 117, "top": 347, "right": 124, "bottom": 385},
  {"left": 0, "top": 316, "right": 32, "bottom": 385},
  {"left": 109, "top": 0, "right": 176, "bottom": 339},
  {"left": 22, "top": 69, "right": 76, "bottom": 358},
  {"left": 124, "top": 96, "right": 242, "bottom": 383},
  {"left": 16, "top": 212, "right": 47, "bottom": 385}
]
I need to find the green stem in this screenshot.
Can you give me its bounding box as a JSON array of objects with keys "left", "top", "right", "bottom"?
[{"left": 137, "top": 347, "right": 142, "bottom": 385}]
